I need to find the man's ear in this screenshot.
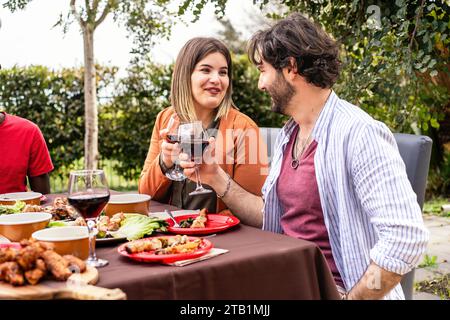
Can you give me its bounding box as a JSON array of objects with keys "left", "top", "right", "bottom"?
[
  {"left": 284, "top": 57, "right": 298, "bottom": 80},
  {"left": 287, "top": 57, "right": 298, "bottom": 74}
]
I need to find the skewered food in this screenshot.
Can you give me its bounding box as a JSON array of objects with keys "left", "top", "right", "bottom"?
[
  {"left": 179, "top": 208, "right": 208, "bottom": 228},
  {"left": 125, "top": 238, "right": 163, "bottom": 254},
  {"left": 23, "top": 197, "right": 79, "bottom": 221},
  {"left": 125, "top": 235, "right": 202, "bottom": 255},
  {"left": 191, "top": 209, "right": 208, "bottom": 228}
]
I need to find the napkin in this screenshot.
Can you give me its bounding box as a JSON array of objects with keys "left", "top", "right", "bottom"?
[{"left": 165, "top": 248, "right": 229, "bottom": 267}]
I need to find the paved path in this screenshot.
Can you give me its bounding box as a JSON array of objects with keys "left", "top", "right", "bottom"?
[{"left": 413, "top": 214, "right": 450, "bottom": 300}]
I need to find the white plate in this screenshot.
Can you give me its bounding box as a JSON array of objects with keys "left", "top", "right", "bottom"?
[{"left": 96, "top": 236, "right": 127, "bottom": 245}]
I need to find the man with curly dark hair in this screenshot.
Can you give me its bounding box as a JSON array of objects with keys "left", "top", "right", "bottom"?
[{"left": 180, "top": 13, "right": 428, "bottom": 300}]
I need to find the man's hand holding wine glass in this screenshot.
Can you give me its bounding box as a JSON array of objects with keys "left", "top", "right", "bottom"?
[
  {"left": 179, "top": 136, "right": 219, "bottom": 186},
  {"left": 159, "top": 127, "right": 181, "bottom": 169}
]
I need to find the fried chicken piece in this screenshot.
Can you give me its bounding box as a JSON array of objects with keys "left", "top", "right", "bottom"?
[
  {"left": 41, "top": 250, "right": 72, "bottom": 281},
  {"left": 23, "top": 204, "right": 43, "bottom": 212},
  {"left": 21, "top": 238, "right": 55, "bottom": 251},
  {"left": 0, "top": 261, "right": 25, "bottom": 286},
  {"left": 24, "top": 259, "right": 47, "bottom": 285},
  {"left": 17, "top": 245, "right": 43, "bottom": 271},
  {"left": 0, "top": 247, "right": 19, "bottom": 263},
  {"left": 19, "top": 238, "right": 36, "bottom": 247},
  {"left": 53, "top": 197, "right": 68, "bottom": 207},
  {"left": 37, "top": 241, "right": 55, "bottom": 251},
  {"left": 63, "top": 255, "right": 86, "bottom": 273}
]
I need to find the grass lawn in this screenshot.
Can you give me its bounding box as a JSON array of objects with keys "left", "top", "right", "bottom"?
[{"left": 423, "top": 198, "right": 450, "bottom": 217}]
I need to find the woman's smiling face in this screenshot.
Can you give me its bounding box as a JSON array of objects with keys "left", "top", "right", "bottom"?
[{"left": 190, "top": 52, "right": 230, "bottom": 111}]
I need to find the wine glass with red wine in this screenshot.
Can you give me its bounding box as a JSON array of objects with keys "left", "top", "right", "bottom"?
[
  {"left": 179, "top": 121, "right": 212, "bottom": 196},
  {"left": 164, "top": 115, "right": 186, "bottom": 181},
  {"left": 68, "top": 169, "right": 110, "bottom": 267}
]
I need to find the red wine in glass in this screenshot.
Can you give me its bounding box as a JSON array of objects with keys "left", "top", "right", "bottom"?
[
  {"left": 68, "top": 169, "right": 110, "bottom": 267},
  {"left": 180, "top": 137, "right": 209, "bottom": 162},
  {"left": 68, "top": 194, "right": 110, "bottom": 220}
]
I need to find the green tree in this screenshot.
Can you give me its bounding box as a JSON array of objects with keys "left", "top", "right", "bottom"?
[
  {"left": 3, "top": 0, "right": 175, "bottom": 170},
  {"left": 254, "top": 0, "right": 449, "bottom": 162}
]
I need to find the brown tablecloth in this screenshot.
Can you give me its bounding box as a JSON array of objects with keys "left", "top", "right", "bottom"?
[{"left": 44, "top": 194, "right": 340, "bottom": 300}]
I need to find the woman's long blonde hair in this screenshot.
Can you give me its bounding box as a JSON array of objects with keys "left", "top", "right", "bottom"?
[{"left": 171, "top": 37, "right": 234, "bottom": 123}]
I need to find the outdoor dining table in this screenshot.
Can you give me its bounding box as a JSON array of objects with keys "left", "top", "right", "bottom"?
[{"left": 44, "top": 193, "right": 340, "bottom": 300}]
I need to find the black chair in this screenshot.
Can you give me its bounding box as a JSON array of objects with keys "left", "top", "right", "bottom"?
[
  {"left": 260, "top": 128, "right": 433, "bottom": 299},
  {"left": 393, "top": 133, "right": 432, "bottom": 300}
]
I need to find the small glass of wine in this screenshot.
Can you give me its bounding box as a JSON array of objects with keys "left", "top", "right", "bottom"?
[
  {"left": 164, "top": 115, "right": 186, "bottom": 181},
  {"left": 68, "top": 169, "right": 110, "bottom": 267},
  {"left": 179, "top": 121, "right": 212, "bottom": 196}
]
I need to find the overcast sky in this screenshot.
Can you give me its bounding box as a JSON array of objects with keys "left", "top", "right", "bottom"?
[{"left": 0, "top": 0, "right": 264, "bottom": 73}]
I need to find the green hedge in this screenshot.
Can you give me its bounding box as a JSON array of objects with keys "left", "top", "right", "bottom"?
[{"left": 0, "top": 65, "right": 117, "bottom": 178}]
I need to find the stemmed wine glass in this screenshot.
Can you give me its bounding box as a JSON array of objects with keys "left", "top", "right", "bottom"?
[
  {"left": 164, "top": 115, "right": 186, "bottom": 181},
  {"left": 68, "top": 169, "right": 110, "bottom": 268},
  {"left": 179, "top": 121, "right": 212, "bottom": 196}
]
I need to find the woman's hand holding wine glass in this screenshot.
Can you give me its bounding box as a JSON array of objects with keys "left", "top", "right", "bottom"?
[{"left": 159, "top": 115, "right": 186, "bottom": 181}]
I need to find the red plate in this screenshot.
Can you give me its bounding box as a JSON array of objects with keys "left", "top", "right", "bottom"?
[
  {"left": 117, "top": 236, "right": 213, "bottom": 264},
  {"left": 166, "top": 214, "right": 240, "bottom": 235}
]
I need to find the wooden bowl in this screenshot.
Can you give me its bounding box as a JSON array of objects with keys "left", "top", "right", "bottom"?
[
  {"left": 0, "top": 212, "right": 52, "bottom": 242},
  {"left": 32, "top": 226, "right": 89, "bottom": 260},
  {"left": 104, "top": 194, "right": 151, "bottom": 217},
  {"left": 0, "top": 192, "right": 42, "bottom": 205}
]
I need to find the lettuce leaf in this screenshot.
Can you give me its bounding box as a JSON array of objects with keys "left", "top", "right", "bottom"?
[
  {"left": 112, "top": 214, "right": 168, "bottom": 241},
  {"left": 0, "top": 201, "right": 26, "bottom": 215}
]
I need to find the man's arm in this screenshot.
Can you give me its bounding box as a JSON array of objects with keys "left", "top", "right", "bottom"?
[
  {"left": 29, "top": 173, "right": 51, "bottom": 194},
  {"left": 346, "top": 262, "right": 402, "bottom": 300},
  {"left": 210, "top": 168, "right": 264, "bottom": 228}
]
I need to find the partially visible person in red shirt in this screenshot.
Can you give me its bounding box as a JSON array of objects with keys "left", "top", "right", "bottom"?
[{"left": 0, "top": 111, "right": 54, "bottom": 195}]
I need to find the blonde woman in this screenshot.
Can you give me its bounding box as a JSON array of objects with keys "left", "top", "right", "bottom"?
[{"left": 138, "top": 37, "right": 268, "bottom": 215}]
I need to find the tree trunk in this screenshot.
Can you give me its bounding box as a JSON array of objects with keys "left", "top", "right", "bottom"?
[{"left": 83, "top": 27, "right": 98, "bottom": 170}]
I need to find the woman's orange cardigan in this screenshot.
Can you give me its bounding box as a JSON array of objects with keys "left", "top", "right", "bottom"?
[{"left": 138, "top": 106, "right": 268, "bottom": 213}]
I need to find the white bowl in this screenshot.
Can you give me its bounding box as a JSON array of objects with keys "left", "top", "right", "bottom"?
[
  {"left": 0, "top": 212, "right": 52, "bottom": 242},
  {"left": 0, "top": 192, "right": 42, "bottom": 205},
  {"left": 32, "top": 226, "right": 89, "bottom": 259}
]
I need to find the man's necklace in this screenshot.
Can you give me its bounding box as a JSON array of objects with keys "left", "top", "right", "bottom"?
[{"left": 291, "top": 127, "right": 313, "bottom": 169}]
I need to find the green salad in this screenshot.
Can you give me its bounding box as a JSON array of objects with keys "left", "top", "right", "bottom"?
[
  {"left": 48, "top": 213, "right": 168, "bottom": 241},
  {"left": 0, "top": 200, "right": 26, "bottom": 215}
]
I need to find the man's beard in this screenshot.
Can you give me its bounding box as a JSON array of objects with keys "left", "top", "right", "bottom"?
[{"left": 267, "top": 71, "right": 295, "bottom": 115}]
